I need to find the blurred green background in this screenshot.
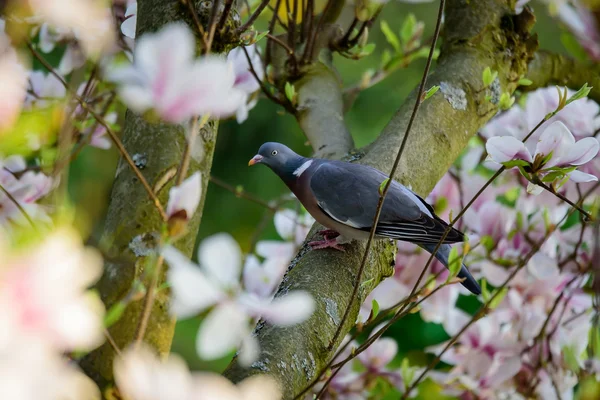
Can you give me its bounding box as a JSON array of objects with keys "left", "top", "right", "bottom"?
[{"left": 67, "top": 0, "right": 565, "bottom": 391}]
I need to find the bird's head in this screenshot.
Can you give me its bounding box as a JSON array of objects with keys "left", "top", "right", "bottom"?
[{"left": 248, "top": 142, "right": 303, "bottom": 173}]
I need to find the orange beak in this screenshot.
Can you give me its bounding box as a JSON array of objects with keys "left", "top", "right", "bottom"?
[{"left": 248, "top": 154, "right": 264, "bottom": 166}]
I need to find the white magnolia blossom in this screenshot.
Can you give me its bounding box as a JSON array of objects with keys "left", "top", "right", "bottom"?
[
  {"left": 121, "top": 1, "right": 138, "bottom": 39},
  {"left": 165, "top": 172, "right": 202, "bottom": 220},
  {"left": 25, "top": 70, "right": 66, "bottom": 108},
  {"left": 108, "top": 23, "right": 246, "bottom": 124},
  {"left": 114, "top": 345, "right": 280, "bottom": 400},
  {"left": 163, "top": 232, "right": 314, "bottom": 364}
]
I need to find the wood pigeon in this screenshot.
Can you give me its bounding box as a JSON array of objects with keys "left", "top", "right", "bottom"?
[{"left": 248, "top": 142, "right": 481, "bottom": 295}]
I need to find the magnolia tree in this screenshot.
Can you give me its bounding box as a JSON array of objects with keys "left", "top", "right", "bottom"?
[{"left": 2, "top": 0, "right": 600, "bottom": 399}]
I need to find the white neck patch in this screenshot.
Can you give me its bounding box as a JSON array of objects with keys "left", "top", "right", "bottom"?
[{"left": 293, "top": 160, "right": 313, "bottom": 177}]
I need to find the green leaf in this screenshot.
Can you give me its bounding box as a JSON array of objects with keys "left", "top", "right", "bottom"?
[
  {"left": 254, "top": 30, "right": 270, "bottom": 43},
  {"left": 501, "top": 159, "right": 530, "bottom": 169},
  {"left": 361, "top": 277, "right": 375, "bottom": 288},
  {"left": 371, "top": 299, "right": 380, "bottom": 319},
  {"left": 488, "top": 287, "right": 508, "bottom": 309},
  {"left": 480, "top": 235, "right": 495, "bottom": 252},
  {"left": 380, "top": 21, "right": 401, "bottom": 53},
  {"left": 104, "top": 301, "right": 127, "bottom": 328},
  {"left": 518, "top": 78, "right": 533, "bottom": 86},
  {"left": 400, "top": 14, "right": 417, "bottom": 46},
  {"left": 381, "top": 49, "right": 392, "bottom": 69},
  {"left": 424, "top": 85, "right": 440, "bottom": 101},
  {"left": 481, "top": 279, "right": 491, "bottom": 303},
  {"left": 400, "top": 358, "right": 415, "bottom": 388},
  {"left": 482, "top": 67, "right": 498, "bottom": 87},
  {"left": 360, "top": 43, "right": 376, "bottom": 56},
  {"left": 541, "top": 170, "right": 566, "bottom": 182},
  {"left": 379, "top": 178, "right": 390, "bottom": 196},
  {"left": 499, "top": 92, "right": 515, "bottom": 110},
  {"left": 563, "top": 345, "right": 581, "bottom": 373},
  {"left": 566, "top": 82, "right": 592, "bottom": 105},
  {"left": 284, "top": 81, "right": 296, "bottom": 104},
  {"left": 446, "top": 246, "right": 463, "bottom": 282}
]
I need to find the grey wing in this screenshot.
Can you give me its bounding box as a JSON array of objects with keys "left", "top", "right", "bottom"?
[{"left": 309, "top": 162, "right": 465, "bottom": 244}]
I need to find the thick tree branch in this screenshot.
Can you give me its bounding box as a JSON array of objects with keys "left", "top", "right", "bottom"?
[
  {"left": 79, "top": 0, "right": 239, "bottom": 388},
  {"left": 524, "top": 50, "right": 600, "bottom": 102},
  {"left": 296, "top": 59, "right": 354, "bottom": 158},
  {"left": 224, "top": 1, "right": 538, "bottom": 398}
]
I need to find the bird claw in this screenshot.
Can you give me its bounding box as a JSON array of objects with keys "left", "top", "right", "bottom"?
[
  {"left": 308, "top": 238, "right": 345, "bottom": 252},
  {"left": 317, "top": 229, "right": 340, "bottom": 241}
]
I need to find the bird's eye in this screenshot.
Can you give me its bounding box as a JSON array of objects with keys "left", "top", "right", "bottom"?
[{"left": 271, "top": 150, "right": 278, "bottom": 156}]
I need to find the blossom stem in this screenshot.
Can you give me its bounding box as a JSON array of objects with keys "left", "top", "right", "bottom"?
[
  {"left": 535, "top": 180, "right": 593, "bottom": 221},
  {"left": 217, "top": 0, "right": 235, "bottom": 29},
  {"left": 327, "top": 0, "right": 445, "bottom": 352},
  {"left": 184, "top": 0, "right": 210, "bottom": 50},
  {"left": 0, "top": 183, "right": 37, "bottom": 229}
]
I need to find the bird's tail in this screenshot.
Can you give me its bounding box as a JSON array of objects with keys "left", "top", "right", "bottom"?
[{"left": 418, "top": 243, "right": 481, "bottom": 295}]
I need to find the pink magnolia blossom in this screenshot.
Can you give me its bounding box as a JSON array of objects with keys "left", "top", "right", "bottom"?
[
  {"left": 0, "top": 229, "right": 105, "bottom": 351},
  {"left": 227, "top": 44, "right": 264, "bottom": 123},
  {"left": 25, "top": 70, "right": 66, "bottom": 108},
  {"left": 107, "top": 23, "right": 246, "bottom": 123},
  {"left": 0, "top": 156, "right": 53, "bottom": 229},
  {"left": 162, "top": 232, "right": 314, "bottom": 364},
  {"left": 114, "top": 345, "right": 280, "bottom": 400},
  {"left": 0, "top": 30, "right": 28, "bottom": 132},
  {"left": 87, "top": 111, "right": 115, "bottom": 149},
  {"left": 486, "top": 121, "right": 599, "bottom": 185},
  {"left": 28, "top": 0, "right": 115, "bottom": 56},
  {"left": 165, "top": 172, "right": 202, "bottom": 220}
]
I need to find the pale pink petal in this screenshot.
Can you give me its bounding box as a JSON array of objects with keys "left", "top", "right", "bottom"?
[
  {"left": 274, "top": 209, "right": 296, "bottom": 240},
  {"left": 165, "top": 172, "right": 202, "bottom": 219},
  {"left": 486, "top": 137, "right": 532, "bottom": 164},
  {"left": 259, "top": 291, "right": 315, "bottom": 326},
  {"left": 527, "top": 253, "right": 559, "bottom": 280},
  {"left": 357, "top": 337, "right": 397, "bottom": 369},
  {"left": 162, "top": 245, "right": 222, "bottom": 318},
  {"left": 536, "top": 121, "right": 575, "bottom": 167},
  {"left": 569, "top": 169, "right": 598, "bottom": 183},
  {"left": 196, "top": 303, "right": 248, "bottom": 360},
  {"left": 526, "top": 182, "right": 544, "bottom": 195},
  {"left": 236, "top": 375, "right": 281, "bottom": 400},
  {"left": 198, "top": 233, "right": 242, "bottom": 288},
  {"left": 562, "top": 137, "right": 600, "bottom": 166}
]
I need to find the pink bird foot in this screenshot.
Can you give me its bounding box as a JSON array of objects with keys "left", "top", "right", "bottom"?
[
  {"left": 317, "top": 229, "right": 340, "bottom": 240},
  {"left": 308, "top": 237, "right": 345, "bottom": 252}
]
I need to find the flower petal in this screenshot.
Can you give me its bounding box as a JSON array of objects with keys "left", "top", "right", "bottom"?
[
  {"left": 162, "top": 245, "right": 221, "bottom": 318},
  {"left": 165, "top": 172, "right": 202, "bottom": 219},
  {"left": 198, "top": 233, "right": 242, "bottom": 288},
  {"left": 258, "top": 291, "right": 315, "bottom": 326},
  {"left": 238, "top": 334, "right": 260, "bottom": 367},
  {"left": 563, "top": 137, "right": 600, "bottom": 166},
  {"left": 536, "top": 121, "right": 575, "bottom": 167},
  {"left": 196, "top": 302, "right": 248, "bottom": 360},
  {"left": 569, "top": 169, "right": 599, "bottom": 182},
  {"left": 486, "top": 137, "right": 532, "bottom": 164}
]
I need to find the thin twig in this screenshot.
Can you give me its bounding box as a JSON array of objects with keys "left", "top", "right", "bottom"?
[
  {"left": 205, "top": 0, "right": 222, "bottom": 54},
  {"left": 104, "top": 329, "right": 122, "bottom": 356},
  {"left": 327, "top": 0, "right": 445, "bottom": 350},
  {"left": 303, "top": 0, "right": 333, "bottom": 63},
  {"left": 237, "top": 0, "right": 270, "bottom": 33},
  {"left": 209, "top": 175, "right": 279, "bottom": 211},
  {"left": 217, "top": 0, "right": 235, "bottom": 29},
  {"left": 134, "top": 255, "right": 165, "bottom": 347},
  {"left": 535, "top": 180, "right": 592, "bottom": 221},
  {"left": 185, "top": 0, "right": 210, "bottom": 49},
  {"left": 266, "top": 33, "right": 295, "bottom": 55},
  {"left": 0, "top": 183, "right": 37, "bottom": 229},
  {"left": 265, "top": 0, "right": 283, "bottom": 65},
  {"left": 26, "top": 42, "right": 168, "bottom": 221}
]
